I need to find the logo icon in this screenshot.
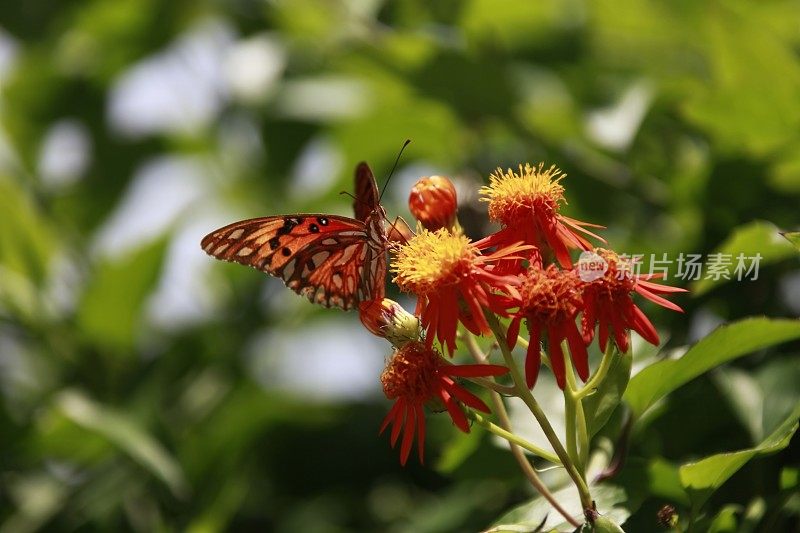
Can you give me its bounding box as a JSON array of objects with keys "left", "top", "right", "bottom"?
[{"left": 577, "top": 251, "right": 608, "bottom": 282}]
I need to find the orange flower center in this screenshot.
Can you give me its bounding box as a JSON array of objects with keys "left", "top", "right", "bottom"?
[
  {"left": 381, "top": 342, "right": 442, "bottom": 400},
  {"left": 591, "top": 248, "right": 637, "bottom": 295},
  {"left": 479, "top": 163, "right": 566, "bottom": 227},
  {"left": 519, "top": 266, "right": 583, "bottom": 322},
  {"left": 392, "top": 228, "right": 477, "bottom": 295}
]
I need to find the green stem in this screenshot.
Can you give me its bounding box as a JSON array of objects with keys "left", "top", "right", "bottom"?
[
  {"left": 463, "top": 333, "right": 581, "bottom": 528},
  {"left": 468, "top": 376, "right": 516, "bottom": 396},
  {"left": 500, "top": 323, "right": 553, "bottom": 371},
  {"left": 469, "top": 411, "right": 561, "bottom": 465},
  {"left": 574, "top": 342, "right": 617, "bottom": 400},
  {"left": 484, "top": 313, "right": 593, "bottom": 511},
  {"left": 563, "top": 358, "right": 580, "bottom": 470},
  {"left": 562, "top": 345, "right": 589, "bottom": 471},
  {"left": 575, "top": 394, "right": 589, "bottom": 469}
]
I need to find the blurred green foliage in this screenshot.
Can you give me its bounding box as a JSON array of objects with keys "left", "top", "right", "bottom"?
[{"left": 1, "top": 0, "right": 799, "bottom": 531}]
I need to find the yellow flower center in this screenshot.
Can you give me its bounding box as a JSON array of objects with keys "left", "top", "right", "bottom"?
[
  {"left": 392, "top": 228, "right": 477, "bottom": 295},
  {"left": 479, "top": 163, "right": 566, "bottom": 226}
]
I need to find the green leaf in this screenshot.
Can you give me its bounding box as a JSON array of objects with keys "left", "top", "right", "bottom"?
[
  {"left": 680, "top": 11, "right": 800, "bottom": 157},
  {"left": 625, "top": 317, "right": 800, "bottom": 419},
  {"left": 679, "top": 403, "right": 800, "bottom": 511},
  {"left": 692, "top": 221, "right": 796, "bottom": 296},
  {"left": 712, "top": 368, "right": 763, "bottom": 443},
  {"left": 77, "top": 238, "right": 166, "bottom": 352},
  {"left": 56, "top": 389, "right": 189, "bottom": 498},
  {"left": 780, "top": 467, "right": 799, "bottom": 491},
  {"left": 781, "top": 231, "right": 800, "bottom": 251},
  {"left": 0, "top": 175, "right": 56, "bottom": 285},
  {"left": 2, "top": 473, "right": 68, "bottom": 533},
  {"left": 583, "top": 347, "right": 632, "bottom": 437},
  {"left": 708, "top": 505, "right": 741, "bottom": 533},
  {"left": 591, "top": 515, "right": 626, "bottom": 533},
  {"left": 489, "top": 483, "right": 629, "bottom": 532}
]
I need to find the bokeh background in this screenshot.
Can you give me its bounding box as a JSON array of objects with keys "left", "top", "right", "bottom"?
[{"left": 1, "top": 1, "right": 799, "bottom": 531}]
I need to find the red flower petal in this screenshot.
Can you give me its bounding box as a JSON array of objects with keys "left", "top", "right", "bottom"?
[
  {"left": 380, "top": 400, "right": 402, "bottom": 435},
  {"left": 399, "top": 402, "right": 416, "bottom": 466},
  {"left": 630, "top": 303, "right": 660, "bottom": 346},
  {"left": 610, "top": 306, "right": 629, "bottom": 352},
  {"left": 525, "top": 325, "right": 542, "bottom": 389},
  {"left": 637, "top": 279, "right": 687, "bottom": 293},
  {"left": 414, "top": 402, "right": 426, "bottom": 464},
  {"left": 598, "top": 314, "right": 610, "bottom": 352},
  {"left": 439, "top": 388, "right": 470, "bottom": 433},
  {"left": 565, "top": 323, "right": 589, "bottom": 382},
  {"left": 390, "top": 397, "right": 406, "bottom": 446},
  {"left": 442, "top": 376, "right": 491, "bottom": 413},
  {"left": 549, "top": 329, "right": 567, "bottom": 389},
  {"left": 507, "top": 316, "right": 522, "bottom": 350},
  {"left": 635, "top": 284, "right": 685, "bottom": 313}
]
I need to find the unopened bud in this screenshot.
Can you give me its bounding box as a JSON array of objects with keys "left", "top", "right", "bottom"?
[
  {"left": 657, "top": 504, "right": 678, "bottom": 528},
  {"left": 408, "top": 176, "right": 458, "bottom": 231},
  {"left": 359, "top": 298, "right": 420, "bottom": 348}
]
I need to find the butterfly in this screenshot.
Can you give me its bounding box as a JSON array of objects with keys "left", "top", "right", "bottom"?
[{"left": 201, "top": 163, "right": 393, "bottom": 310}]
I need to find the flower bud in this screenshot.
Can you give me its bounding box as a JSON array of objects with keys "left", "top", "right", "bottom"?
[
  {"left": 656, "top": 504, "right": 678, "bottom": 528},
  {"left": 408, "top": 176, "right": 458, "bottom": 231},
  {"left": 359, "top": 298, "right": 420, "bottom": 348}
]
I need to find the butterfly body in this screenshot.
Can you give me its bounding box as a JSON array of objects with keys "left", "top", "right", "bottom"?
[{"left": 201, "top": 164, "right": 388, "bottom": 310}]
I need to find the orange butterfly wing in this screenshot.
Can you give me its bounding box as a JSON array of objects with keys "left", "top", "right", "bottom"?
[
  {"left": 201, "top": 214, "right": 385, "bottom": 310},
  {"left": 202, "top": 162, "right": 389, "bottom": 310},
  {"left": 354, "top": 162, "right": 380, "bottom": 222}
]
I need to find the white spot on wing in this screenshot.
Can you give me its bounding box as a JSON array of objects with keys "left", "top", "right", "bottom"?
[
  {"left": 228, "top": 228, "right": 244, "bottom": 239},
  {"left": 334, "top": 245, "right": 359, "bottom": 267},
  {"left": 311, "top": 251, "right": 330, "bottom": 266},
  {"left": 282, "top": 259, "right": 296, "bottom": 279},
  {"left": 238, "top": 247, "right": 253, "bottom": 256}
]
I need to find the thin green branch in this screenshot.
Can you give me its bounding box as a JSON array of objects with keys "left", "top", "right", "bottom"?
[
  {"left": 574, "top": 342, "right": 617, "bottom": 400},
  {"left": 484, "top": 313, "right": 593, "bottom": 511},
  {"left": 463, "top": 332, "right": 581, "bottom": 528},
  {"left": 469, "top": 411, "right": 561, "bottom": 465}
]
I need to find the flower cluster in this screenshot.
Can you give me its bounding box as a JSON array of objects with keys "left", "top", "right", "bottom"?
[
  {"left": 360, "top": 164, "right": 685, "bottom": 464},
  {"left": 378, "top": 341, "right": 507, "bottom": 465}
]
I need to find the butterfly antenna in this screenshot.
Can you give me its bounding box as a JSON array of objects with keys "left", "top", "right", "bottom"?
[
  {"left": 379, "top": 139, "right": 411, "bottom": 202},
  {"left": 339, "top": 191, "right": 357, "bottom": 201}
]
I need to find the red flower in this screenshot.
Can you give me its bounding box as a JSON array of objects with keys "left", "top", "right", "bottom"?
[
  {"left": 380, "top": 341, "right": 508, "bottom": 465},
  {"left": 392, "top": 228, "right": 529, "bottom": 355},
  {"left": 408, "top": 175, "right": 458, "bottom": 231},
  {"left": 479, "top": 163, "right": 603, "bottom": 268},
  {"left": 581, "top": 249, "right": 686, "bottom": 353},
  {"left": 507, "top": 265, "right": 589, "bottom": 389}
]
